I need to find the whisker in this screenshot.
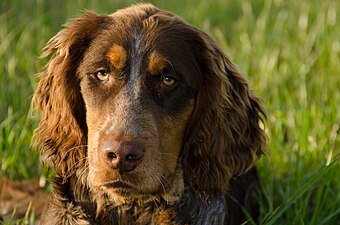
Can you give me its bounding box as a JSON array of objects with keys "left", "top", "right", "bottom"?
[
  {"left": 160, "top": 174, "right": 173, "bottom": 190},
  {"left": 66, "top": 155, "right": 87, "bottom": 174},
  {"left": 73, "top": 162, "right": 89, "bottom": 198},
  {"left": 157, "top": 152, "right": 178, "bottom": 159},
  {"left": 154, "top": 174, "right": 166, "bottom": 193},
  {"left": 59, "top": 144, "right": 88, "bottom": 161},
  {"left": 62, "top": 144, "right": 88, "bottom": 155}
]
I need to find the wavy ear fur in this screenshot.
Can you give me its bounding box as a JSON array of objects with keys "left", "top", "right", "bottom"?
[
  {"left": 33, "top": 12, "right": 106, "bottom": 181},
  {"left": 183, "top": 31, "right": 267, "bottom": 193}
]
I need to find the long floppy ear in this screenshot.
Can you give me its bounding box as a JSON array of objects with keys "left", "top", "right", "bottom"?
[
  {"left": 33, "top": 12, "right": 107, "bottom": 181},
  {"left": 182, "top": 31, "right": 267, "bottom": 193}
]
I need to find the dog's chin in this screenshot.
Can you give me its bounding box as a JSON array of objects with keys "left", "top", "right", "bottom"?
[
  {"left": 106, "top": 181, "right": 144, "bottom": 197},
  {"left": 91, "top": 169, "right": 185, "bottom": 209},
  {"left": 90, "top": 180, "right": 156, "bottom": 207},
  {"left": 101, "top": 185, "right": 183, "bottom": 209}
]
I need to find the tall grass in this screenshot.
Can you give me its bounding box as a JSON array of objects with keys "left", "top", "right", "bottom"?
[{"left": 1, "top": 0, "right": 339, "bottom": 224}]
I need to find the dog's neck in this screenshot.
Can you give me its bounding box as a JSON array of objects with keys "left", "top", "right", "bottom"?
[
  {"left": 94, "top": 195, "right": 178, "bottom": 224},
  {"left": 52, "top": 170, "right": 226, "bottom": 225},
  {"left": 93, "top": 187, "right": 227, "bottom": 225}
]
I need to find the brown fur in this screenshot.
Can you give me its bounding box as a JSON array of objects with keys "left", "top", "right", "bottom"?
[
  {"left": 33, "top": 3, "right": 266, "bottom": 224},
  {"left": 148, "top": 51, "right": 167, "bottom": 75},
  {"left": 107, "top": 44, "right": 127, "bottom": 70}
]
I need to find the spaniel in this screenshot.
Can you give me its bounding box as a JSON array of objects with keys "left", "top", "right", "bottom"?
[{"left": 33, "top": 3, "right": 267, "bottom": 225}]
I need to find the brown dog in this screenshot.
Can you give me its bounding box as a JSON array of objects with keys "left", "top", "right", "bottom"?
[{"left": 34, "top": 4, "right": 267, "bottom": 224}]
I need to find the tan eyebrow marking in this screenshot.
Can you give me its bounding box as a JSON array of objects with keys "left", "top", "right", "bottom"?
[
  {"left": 148, "top": 51, "right": 167, "bottom": 75},
  {"left": 106, "top": 44, "right": 127, "bottom": 70}
]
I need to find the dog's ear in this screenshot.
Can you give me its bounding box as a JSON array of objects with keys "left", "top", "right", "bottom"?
[
  {"left": 182, "top": 30, "right": 267, "bottom": 193},
  {"left": 33, "top": 12, "right": 107, "bottom": 181}
]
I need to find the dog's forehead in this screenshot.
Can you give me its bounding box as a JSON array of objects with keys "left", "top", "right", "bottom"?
[
  {"left": 81, "top": 5, "right": 202, "bottom": 90},
  {"left": 94, "top": 10, "right": 191, "bottom": 72}
]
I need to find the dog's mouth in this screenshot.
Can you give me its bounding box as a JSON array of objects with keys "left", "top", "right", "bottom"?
[
  {"left": 103, "top": 180, "right": 139, "bottom": 194},
  {"left": 92, "top": 171, "right": 183, "bottom": 207},
  {"left": 100, "top": 174, "right": 175, "bottom": 196}
]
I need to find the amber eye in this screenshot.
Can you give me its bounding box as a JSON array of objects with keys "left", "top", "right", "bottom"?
[
  {"left": 161, "top": 76, "right": 176, "bottom": 88},
  {"left": 96, "top": 70, "right": 110, "bottom": 81}
]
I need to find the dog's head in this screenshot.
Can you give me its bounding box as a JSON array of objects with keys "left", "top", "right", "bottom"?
[{"left": 34, "top": 4, "right": 266, "bottom": 205}]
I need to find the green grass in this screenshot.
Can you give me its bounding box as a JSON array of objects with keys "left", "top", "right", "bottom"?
[{"left": 1, "top": 0, "right": 339, "bottom": 224}]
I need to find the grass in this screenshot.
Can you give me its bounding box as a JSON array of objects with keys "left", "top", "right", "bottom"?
[{"left": 1, "top": 0, "right": 339, "bottom": 224}]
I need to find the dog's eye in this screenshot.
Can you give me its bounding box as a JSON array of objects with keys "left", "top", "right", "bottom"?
[
  {"left": 161, "top": 76, "right": 176, "bottom": 88},
  {"left": 96, "top": 70, "right": 110, "bottom": 81}
]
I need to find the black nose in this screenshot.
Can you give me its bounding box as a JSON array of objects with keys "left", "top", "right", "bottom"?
[{"left": 101, "top": 140, "right": 145, "bottom": 173}]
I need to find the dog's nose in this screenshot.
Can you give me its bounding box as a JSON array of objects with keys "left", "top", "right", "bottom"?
[{"left": 101, "top": 140, "right": 145, "bottom": 173}]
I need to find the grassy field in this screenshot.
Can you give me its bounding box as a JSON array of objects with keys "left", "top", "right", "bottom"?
[{"left": 1, "top": 0, "right": 339, "bottom": 224}]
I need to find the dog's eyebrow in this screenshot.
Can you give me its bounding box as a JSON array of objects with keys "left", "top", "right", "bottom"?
[
  {"left": 148, "top": 51, "right": 167, "bottom": 75},
  {"left": 106, "top": 44, "right": 127, "bottom": 70}
]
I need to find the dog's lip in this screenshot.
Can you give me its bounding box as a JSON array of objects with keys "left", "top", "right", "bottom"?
[
  {"left": 103, "top": 180, "right": 136, "bottom": 190},
  {"left": 100, "top": 174, "right": 175, "bottom": 194}
]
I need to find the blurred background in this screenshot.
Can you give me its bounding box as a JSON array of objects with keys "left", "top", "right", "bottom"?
[{"left": 1, "top": 0, "right": 339, "bottom": 224}]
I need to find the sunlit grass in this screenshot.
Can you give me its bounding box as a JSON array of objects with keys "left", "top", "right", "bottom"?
[{"left": 1, "top": 0, "right": 339, "bottom": 224}]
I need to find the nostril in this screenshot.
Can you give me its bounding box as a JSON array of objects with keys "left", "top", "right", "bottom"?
[
  {"left": 107, "top": 151, "right": 117, "bottom": 159},
  {"left": 126, "top": 154, "right": 134, "bottom": 161},
  {"left": 125, "top": 152, "right": 143, "bottom": 161}
]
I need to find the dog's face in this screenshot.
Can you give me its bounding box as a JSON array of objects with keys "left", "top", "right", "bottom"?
[
  {"left": 34, "top": 4, "right": 266, "bottom": 206},
  {"left": 77, "top": 7, "right": 202, "bottom": 200}
]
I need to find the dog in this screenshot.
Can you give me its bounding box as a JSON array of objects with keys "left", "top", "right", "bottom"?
[{"left": 33, "top": 3, "right": 267, "bottom": 224}]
